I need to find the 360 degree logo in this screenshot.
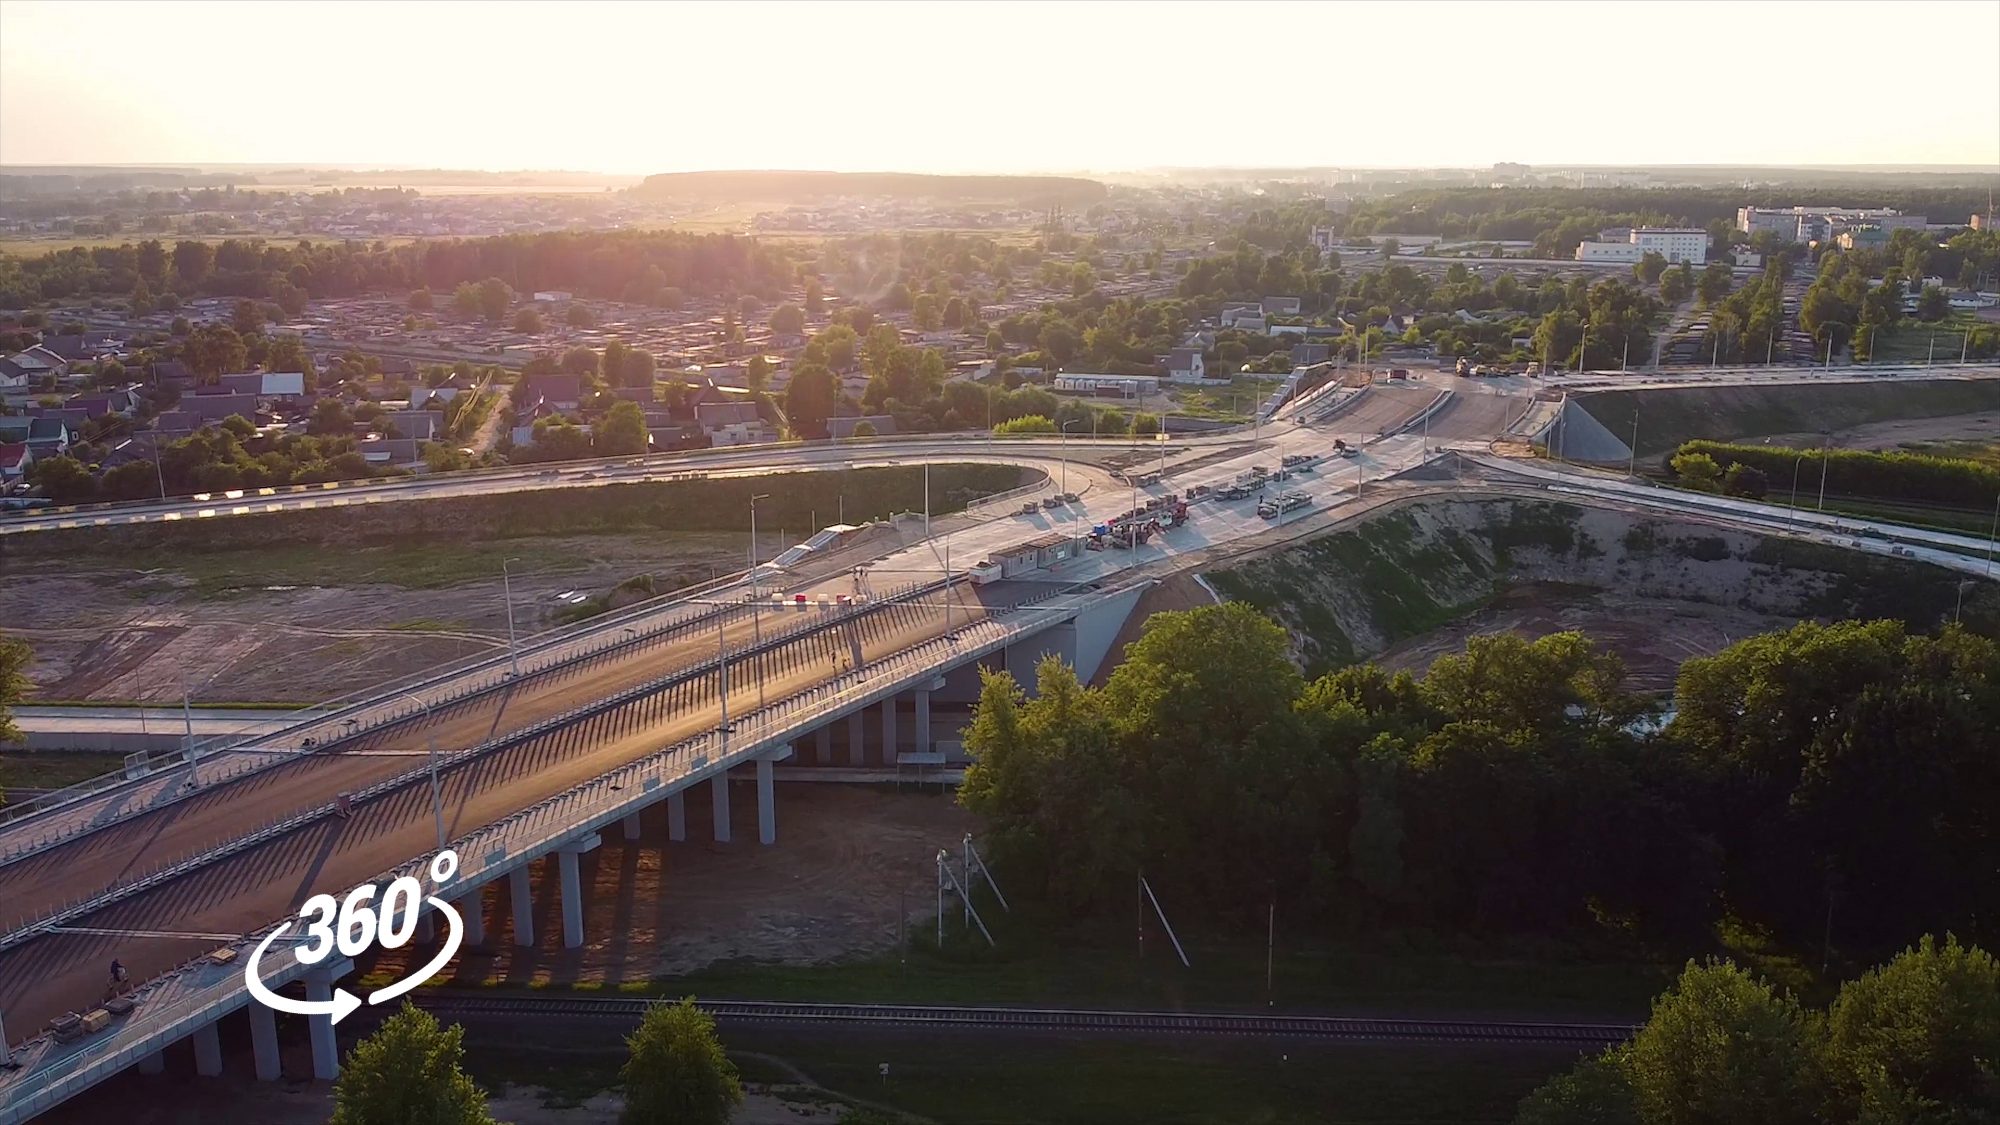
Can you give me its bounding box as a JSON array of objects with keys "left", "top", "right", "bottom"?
[{"left": 244, "top": 849, "right": 463, "bottom": 1023}]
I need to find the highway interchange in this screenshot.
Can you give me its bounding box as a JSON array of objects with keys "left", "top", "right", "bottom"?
[{"left": 1, "top": 360, "right": 1998, "bottom": 1116}]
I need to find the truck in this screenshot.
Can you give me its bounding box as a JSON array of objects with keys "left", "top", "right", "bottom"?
[{"left": 1257, "top": 491, "right": 1311, "bottom": 519}]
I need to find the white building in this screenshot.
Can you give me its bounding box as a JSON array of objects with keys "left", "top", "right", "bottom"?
[
  {"left": 531, "top": 290, "right": 573, "bottom": 303},
  {"left": 1574, "top": 227, "right": 1708, "bottom": 266},
  {"left": 1053, "top": 372, "right": 1160, "bottom": 396},
  {"left": 1736, "top": 206, "right": 1927, "bottom": 243},
  {"left": 1164, "top": 348, "right": 1210, "bottom": 384}
]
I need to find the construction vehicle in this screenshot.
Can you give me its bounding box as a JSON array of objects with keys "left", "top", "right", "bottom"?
[{"left": 1257, "top": 491, "right": 1311, "bottom": 519}]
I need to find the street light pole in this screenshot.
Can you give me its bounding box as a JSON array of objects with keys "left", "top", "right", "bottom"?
[
  {"left": 1628, "top": 411, "right": 1639, "bottom": 479},
  {"left": 500, "top": 557, "right": 521, "bottom": 678},
  {"left": 1817, "top": 431, "right": 1832, "bottom": 513},
  {"left": 1060, "top": 419, "right": 1081, "bottom": 495},
  {"left": 399, "top": 691, "right": 446, "bottom": 851},
  {"left": 749, "top": 493, "right": 769, "bottom": 646}
]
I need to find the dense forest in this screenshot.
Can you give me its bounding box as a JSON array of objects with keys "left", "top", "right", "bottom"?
[
  {"left": 964, "top": 607, "right": 1999, "bottom": 961},
  {"left": 0, "top": 229, "right": 806, "bottom": 308}
]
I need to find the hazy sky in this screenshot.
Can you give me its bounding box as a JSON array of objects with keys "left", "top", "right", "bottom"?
[{"left": 3, "top": 0, "right": 1996, "bottom": 174}]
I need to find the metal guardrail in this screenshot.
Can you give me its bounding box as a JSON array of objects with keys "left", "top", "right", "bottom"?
[
  {"left": 0, "top": 582, "right": 1103, "bottom": 1118},
  {"left": 411, "top": 994, "right": 1641, "bottom": 1045}
]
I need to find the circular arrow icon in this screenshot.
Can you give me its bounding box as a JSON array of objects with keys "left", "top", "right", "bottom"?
[{"left": 244, "top": 850, "right": 463, "bottom": 1023}]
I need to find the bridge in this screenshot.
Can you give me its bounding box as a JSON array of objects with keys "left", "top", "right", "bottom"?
[{"left": 3, "top": 366, "right": 1998, "bottom": 1121}]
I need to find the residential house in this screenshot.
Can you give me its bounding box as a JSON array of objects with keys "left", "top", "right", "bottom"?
[
  {"left": 0, "top": 442, "right": 31, "bottom": 485},
  {"left": 520, "top": 374, "right": 583, "bottom": 411},
  {"left": 376, "top": 409, "right": 442, "bottom": 442},
  {"left": 219, "top": 371, "right": 308, "bottom": 398},
  {"left": 149, "top": 359, "right": 194, "bottom": 388},
  {"left": 36, "top": 333, "right": 119, "bottom": 367},
  {"left": 1234, "top": 315, "right": 1268, "bottom": 334},
  {"left": 1292, "top": 342, "right": 1333, "bottom": 366},
  {"left": 1219, "top": 302, "right": 1262, "bottom": 327},
  {"left": 1163, "top": 348, "right": 1211, "bottom": 384},
  {"left": 177, "top": 391, "right": 262, "bottom": 426},
  {"left": 27, "top": 406, "right": 91, "bottom": 431},
  {"left": 24, "top": 417, "right": 70, "bottom": 458},
  {"left": 359, "top": 437, "right": 422, "bottom": 466},
  {"left": 0, "top": 365, "right": 27, "bottom": 393},
  {"left": 1261, "top": 296, "right": 1303, "bottom": 317},
  {"left": 695, "top": 400, "right": 769, "bottom": 447},
  {"left": 3, "top": 345, "right": 69, "bottom": 379}
]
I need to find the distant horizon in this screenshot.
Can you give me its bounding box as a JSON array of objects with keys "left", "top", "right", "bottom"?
[
  {"left": 4, "top": 1, "right": 1995, "bottom": 172},
  {"left": 3, "top": 161, "right": 1997, "bottom": 179}
]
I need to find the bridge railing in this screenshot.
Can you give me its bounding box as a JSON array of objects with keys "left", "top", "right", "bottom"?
[{"left": 0, "top": 583, "right": 1112, "bottom": 1118}]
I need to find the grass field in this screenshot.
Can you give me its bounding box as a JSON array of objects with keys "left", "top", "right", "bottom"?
[
  {"left": 0, "top": 750, "right": 127, "bottom": 791},
  {"left": 1869, "top": 312, "right": 1990, "bottom": 362},
  {"left": 1582, "top": 377, "right": 2000, "bottom": 457}
]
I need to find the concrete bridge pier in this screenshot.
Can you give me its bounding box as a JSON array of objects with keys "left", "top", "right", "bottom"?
[
  {"left": 509, "top": 866, "right": 534, "bottom": 946},
  {"left": 667, "top": 791, "right": 686, "bottom": 841},
  {"left": 191, "top": 1021, "right": 223, "bottom": 1077},
  {"left": 621, "top": 811, "right": 643, "bottom": 841},
  {"left": 710, "top": 772, "right": 732, "bottom": 843},
  {"left": 881, "top": 697, "right": 898, "bottom": 765},
  {"left": 847, "top": 711, "right": 864, "bottom": 765},
  {"left": 557, "top": 835, "right": 601, "bottom": 949},
  {"left": 304, "top": 965, "right": 343, "bottom": 1080},
  {"left": 756, "top": 759, "right": 777, "bottom": 844},
  {"left": 458, "top": 882, "right": 486, "bottom": 946},
  {"left": 814, "top": 725, "right": 831, "bottom": 765},
  {"left": 249, "top": 999, "right": 281, "bottom": 1081}
]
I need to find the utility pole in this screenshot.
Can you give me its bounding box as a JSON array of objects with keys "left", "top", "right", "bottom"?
[
  {"left": 1628, "top": 411, "right": 1639, "bottom": 479},
  {"left": 1817, "top": 431, "right": 1832, "bottom": 513},
  {"left": 748, "top": 493, "right": 769, "bottom": 647}
]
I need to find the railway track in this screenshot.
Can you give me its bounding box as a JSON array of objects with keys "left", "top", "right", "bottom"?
[{"left": 412, "top": 993, "right": 1638, "bottom": 1046}]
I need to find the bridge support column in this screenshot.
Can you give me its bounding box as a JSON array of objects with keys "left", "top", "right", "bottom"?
[
  {"left": 509, "top": 865, "right": 534, "bottom": 947},
  {"left": 847, "top": 711, "right": 864, "bottom": 766},
  {"left": 711, "top": 772, "right": 732, "bottom": 843},
  {"left": 914, "top": 689, "right": 931, "bottom": 755},
  {"left": 249, "top": 998, "right": 281, "bottom": 1081},
  {"left": 459, "top": 882, "right": 486, "bottom": 946},
  {"left": 881, "top": 696, "right": 898, "bottom": 766},
  {"left": 192, "top": 1021, "right": 223, "bottom": 1077},
  {"left": 414, "top": 904, "right": 435, "bottom": 944},
  {"left": 622, "top": 811, "right": 643, "bottom": 841},
  {"left": 138, "top": 1050, "right": 165, "bottom": 1075},
  {"left": 756, "top": 759, "right": 776, "bottom": 845},
  {"left": 815, "top": 725, "right": 830, "bottom": 765},
  {"left": 305, "top": 968, "right": 340, "bottom": 1080},
  {"left": 558, "top": 835, "right": 601, "bottom": 950},
  {"left": 667, "top": 791, "right": 686, "bottom": 841}
]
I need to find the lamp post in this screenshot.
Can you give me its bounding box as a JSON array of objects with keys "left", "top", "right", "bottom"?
[
  {"left": 1628, "top": 410, "right": 1640, "bottom": 479},
  {"left": 500, "top": 557, "right": 521, "bottom": 677},
  {"left": 397, "top": 691, "right": 447, "bottom": 852},
  {"left": 1820, "top": 321, "right": 1851, "bottom": 370},
  {"left": 1790, "top": 452, "right": 1808, "bottom": 510},
  {"left": 1060, "top": 419, "right": 1081, "bottom": 496},
  {"left": 749, "top": 492, "right": 770, "bottom": 647},
  {"left": 1816, "top": 430, "right": 1832, "bottom": 513}
]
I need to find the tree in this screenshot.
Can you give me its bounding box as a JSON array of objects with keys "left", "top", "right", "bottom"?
[
  {"left": 1697, "top": 262, "right": 1733, "bottom": 306},
  {"left": 1916, "top": 284, "right": 1949, "bottom": 322},
  {"left": 514, "top": 307, "right": 544, "bottom": 334},
  {"left": 182, "top": 323, "right": 247, "bottom": 379},
  {"left": 1129, "top": 412, "right": 1161, "bottom": 437},
  {"left": 1622, "top": 962, "right": 1818, "bottom": 1125},
  {"left": 619, "top": 998, "right": 742, "bottom": 1125},
  {"left": 1515, "top": 1057, "right": 1637, "bottom": 1125},
  {"left": 270, "top": 279, "right": 308, "bottom": 320},
  {"left": 172, "top": 240, "right": 214, "bottom": 289},
  {"left": 1670, "top": 450, "right": 1722, "bottom": 491},
  {"left": 309, "top": 397, "right": 354, "bottom": 435},
  {"left": 746, "top": 354, "right": 770, "bottom": 395},
  {"left": 1721, "top": 462, "right": 1767, "bottom": 499},
  {"left": 1819, "top": 935, "right": 2000, "bottom": 1122},
  {"left": 560, "top": 346, "right": 599, "bottom": 379},
  {"left": 264, "top": 334, "right": 316, "bottom": 386},
  {"left": 850, "top": 419, "right": 877, "bottom": 438},
  {"left": 232, "top": 299, "right": 265, "bottom": 336},
  {"left": 912, "top": 293, "right": 941, "bottom": 331},
  {"left": 1660, "top": 263, "right": 1693, "bottom": 303},
  {"left": 409, "top": 287, "right": 434, "bottom": 312},
  {"left": 1633, "top": 251, "right": 1669, "bottom": 285},
  {"left": 783, "top": 361, "right": 839, "bottom": 438},
  {"left": 770, "top": 304, "right": 805, "bottom": 336},
  {"left": 29, "top": 454, "right": 95, "bottom": 501},
  {"left": 331, "top": 1004, "right": 494, "bottom": 1125},
  {"left": 566, "top": 303, "right": 595, "bottom": 328},
  {"left": 803, "top": 276, "right": 824, "bottom": 317},
  {"left": 622, "top": 347, "right": 657, "bottom": 389},
  {"left": 816, "top": 324, "right": 858, "bottom": 370},
  {"left": 993, "top": 414, "right": 1057, "bottom": 435},
  {"left": 595, "top": 401, "right": 649, "bottom": 456}
]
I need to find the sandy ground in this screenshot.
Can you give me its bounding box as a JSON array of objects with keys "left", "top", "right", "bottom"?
[
  {"left": 0, "top": 533, "right": 745, "bottom": 703},
  {"left": 1372, "top": 583, "right": 1802, "bottom": 694},
  {"left": 1764, "top": 410, "right": 2000, "bottom": 452},
  {"left": 372, "top": 786, "right": 977, "bottom": 988}
]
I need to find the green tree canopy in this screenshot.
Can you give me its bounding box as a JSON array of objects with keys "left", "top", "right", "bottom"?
[
  {"left": 619, "top": 998, "right": 742, "bottom": 1125},
  {"left": 330, "top": 1004, "right": 494, "bottom": 1125}
]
